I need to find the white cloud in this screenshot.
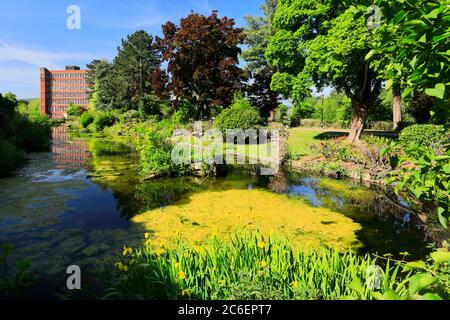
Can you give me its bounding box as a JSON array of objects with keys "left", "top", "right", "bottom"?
[{"left": 0, "top": 39, "right": 92, "bottom": 69}]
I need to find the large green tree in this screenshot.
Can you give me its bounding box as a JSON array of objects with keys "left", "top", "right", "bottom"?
[
  {"left": 87, "top": 30, "right": 161, "bottom": 112},
  {"left": 366, "top": 0, "right": 450, "bottom": 119},
  {"left": 242, "top": 0, "right": 282, "bottom": 119},
  {"left": 157, "top": 11, "right": 245, "bottom": 119},
  {"left": 266, "top": 0, "right": 383, "bottom": 143}
]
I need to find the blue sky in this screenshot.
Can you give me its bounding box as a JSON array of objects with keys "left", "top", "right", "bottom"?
[{"left": 0, "top": 0, "right": 263, "bottom": 99}]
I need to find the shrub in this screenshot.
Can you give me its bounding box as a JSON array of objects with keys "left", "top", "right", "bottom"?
[
  {"left": 0, "top": 138, "right": 24, "bottom": 177},
  {"left": 136, "top": 129, "right": 190, "bottom": 178},
  {"left": 299, "top": 118, "right": 323, "bottom": 128},
  {"left": 67, "top": 104, "right": 84, "bottom": 117},
  {"left": 214, "top": 95, "right": 260, "bottom": 133},
  {"left": 93, "top": 112, "right": 116, "bottom": 131},
  {"left": 119, "top": 110, "right": 140, "bottom": 124},
  {"left": 399, "top": 124, "right": 449, "bottom": 152},
  {"left": 79, "top": 112, "right": 94, "bottom": 128},
  {"left": 274, "top": 104, "right": 290, "bottom": 126}
]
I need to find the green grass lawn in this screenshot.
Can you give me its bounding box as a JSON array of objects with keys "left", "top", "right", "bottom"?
[{"left": 288, "top": 128, "right": 349, "bottom": 156}]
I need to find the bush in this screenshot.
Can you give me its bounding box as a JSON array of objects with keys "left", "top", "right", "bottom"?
[
  {"left": 119, "top": 110, "right": 140, "bottom": 124},
  {"left": 214, "top": 95, "right": 260, "bottom": 133},
  {"left": 79, "top": 112, "right": 94, "bottom": 128},
  {"left": 0, "top": 138, "right": 25, "bottom": 177},
  {"left": 92, "top": 112, "right": 116, "bottom": 131},
  {"left": 274, "top": 104, "right": 290, "bottom": 126},
  {"left": 136, "top": 129, "right": 190, "bottom": 178},
  {"left": 67, "top": 104, "right": 84, "bottom": 117},
  {"left": 399, "top": 124, "right": 449, "bottom": 152}
]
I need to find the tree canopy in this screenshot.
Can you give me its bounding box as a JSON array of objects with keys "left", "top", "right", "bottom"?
[
  {"left": 156, "top": 11, "right": 245, "bottom": 119},
  {"left": 266, "top": 0, "right": 383, "bottom": 143},
  {"left": 242, "top": 0, "right": 281, "bottom": 120}
]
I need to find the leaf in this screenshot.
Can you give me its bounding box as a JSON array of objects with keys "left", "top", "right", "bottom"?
[
  {"left": 365, "top": 49, "right": 376, "bottom": 61},
  {"left": 402, "top": 261, "right": 427, "bottom": 272},
  {"left": 438, "top": 208, "right": 449, "bottom": 229},
  {"left": 393, "top": 10, "right": 408, "bottom": 24},
  {"left": 408, "top": 273, "right": 437, "bottom": 295},
  {"left": 425, "top": 83, "right": 445, "bottom": 99},
  {"left": 403, "top": 19, "right": 428, "bottom": 29},
  {"left": 349, "top": 278, "right": 364, "bottom": 297},
  {"left": 385, "top": 79, "right": 393, "bottom": 91},
  {"left": 372, "top": 289, "right": 401, "bottom": 300},
  {"left": 430, "top": 251, "right": 450, "bottom": 265},
  {"left": 433, "top": 32, "right": 450, "bottom": 44},
  {"left": 419, "top": 293, "right": 443, "bottom": 300},
  {"left": 418, "top": 33, "right": 427, "bottom": 43}
]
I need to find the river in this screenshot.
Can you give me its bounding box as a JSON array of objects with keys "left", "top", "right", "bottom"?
[{"left": 0, "top": 125, "right": 432, "bottom": 298}]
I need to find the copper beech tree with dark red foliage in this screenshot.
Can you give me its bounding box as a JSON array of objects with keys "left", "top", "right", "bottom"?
[{"left": 154, "top": 11, "right": 246, "bottom": 119}]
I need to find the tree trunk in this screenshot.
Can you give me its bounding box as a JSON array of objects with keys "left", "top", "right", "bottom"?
[
  {"left": 392, "top": 85, "right": 402, "bottom": 131},
  {"left": 347, "top": 100, "right": 367, "bottom": 144}
]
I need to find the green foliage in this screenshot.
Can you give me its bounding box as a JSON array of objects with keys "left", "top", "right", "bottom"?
[
  {"left": 399, "top": 124, "right": 449, "bottom": 153},
  {"left": 93, "top": 112, "right": 116, "bottom": 131},
  {"left": 79, "top": 112, "right": 95, "bottom": 128},
  {"left": 103, "top": 229, "right": 448, "bottom": 300},
  {"left": 242, "top": 0, "right": 281, "bottom": 118},
  {"left": 87, "top": 30, "right": 161, "bottom": 113},
  {"left": 0, "top": 139, "right": 25, "bottom": 177},
  {"left": 274, "top": 104, "right": 290, "bottom": 126},
  {"left": 214, "top": 95, "right": 260, "bottom": 132},
  {"left": 385, "top": 144, "right": 450, "bottom": 228},
  {"left": 159, "top": 11, "right": 245, "bottom": 119},
  {"left": 373, "top": 250, "right": 450, "bottom": 300},
  {"left": 135, "top": 127, "right": 190, "bottom": 178},
  {"left": 368, "top": 0, "right": 450, "bottom": 118},
  {"left": 0, "top": 243, "right": 36, "bottom": 299},
  {"left": 67, "top": 104, "right": 84, "bottom": 117}
]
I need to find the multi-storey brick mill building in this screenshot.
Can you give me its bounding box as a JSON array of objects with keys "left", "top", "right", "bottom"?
[{"left": 40, "top": 66, "right": 91, "bottom": 119}]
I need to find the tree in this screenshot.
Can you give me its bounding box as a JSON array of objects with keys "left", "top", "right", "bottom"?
[
  {"left": 242, "top": 0, "right": 281, "bottom": 120},
  {"left": 86, "top": 59, "right": 114, "bottom": 110},
  {"left": 113, "top": 30, "right": 161, "bottom": 111},
  {"left": 367, "top": 0, "right": 450, "bottom": 119},
  {"left": 157, "top": 11, "right": 245, "bottom": 119},
  {"left": 87, "top": 31, "right": 161, "bottom": 112},
  {"left": 266, "top": 1, "right": 382, "bottom": 143}
]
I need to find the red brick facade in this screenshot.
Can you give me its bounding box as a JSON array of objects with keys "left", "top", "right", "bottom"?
[{"left": 40, "top": 66, "right": 90, "bottom": 119}]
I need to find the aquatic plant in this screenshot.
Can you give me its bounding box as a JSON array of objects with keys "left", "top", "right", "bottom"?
[{"left": 103, "top": 229, "right": 450, "bottom": 300}]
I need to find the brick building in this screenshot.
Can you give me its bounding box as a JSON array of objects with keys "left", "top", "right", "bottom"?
[{"left": 40, "top": 66, "right": 91, "bottom": 118}]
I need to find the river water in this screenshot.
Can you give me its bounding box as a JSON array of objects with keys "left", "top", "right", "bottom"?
[{"left": 0, "top": 126, "right": 432, "bottom": 298}]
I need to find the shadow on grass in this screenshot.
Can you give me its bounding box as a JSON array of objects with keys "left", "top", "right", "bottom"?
[
  {"left": 313, "top": 131, "right": 398, "bottom": 141},
  {"left": 313, "top": 131, "right": 349, "bottom": 141}
]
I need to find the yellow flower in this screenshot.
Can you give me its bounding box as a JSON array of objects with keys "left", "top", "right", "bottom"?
[
  {"left": 260, "top": 260, "right": 267, "bottom": 268},
  {"left": 156, "top": 248, "right": 166, "bottom": 256},
  {"left": 122, "top": 246, "right": 133, "bottom": 256},
  {"left": 218, "top": 279, "right": 226, "bottom": 286},
  {"left": 144, "top": 232, "right": 150, "bottom": 240},
  {"left": 257, "top": 240, "right": 266, "bottom": 249},
  {"left": 145, "top": 239, "right": 152, "bottom": 247},
  {"left": 178, "top": 271, "right": 186, "bottom": 280},
  {"left": 160, "top": 241, "right": 166, "bottom": 248},
  {"left": 115, "top": 262, "right": 129, "bottom": 272},
  {"left": 291, "top": 281, "right": 299, "bottom": 289},
  {"left": 174, "top": 262, "right": 180, "bottom": 269},
  {"left": 181, "top": 289, "right": 191, "bottom": 297}
]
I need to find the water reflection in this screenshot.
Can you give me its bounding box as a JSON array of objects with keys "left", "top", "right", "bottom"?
[
  {"left": 52, "top": 126, "right": 90, "bottom": 170},
  {"left": 0, "top": 125, "right": 444, "bottom": 298}
]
